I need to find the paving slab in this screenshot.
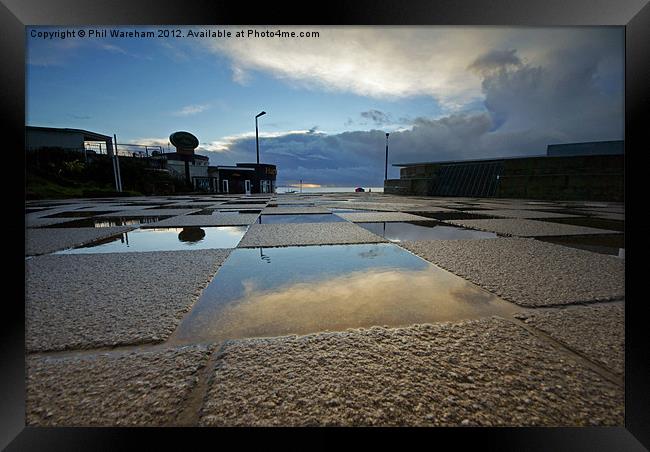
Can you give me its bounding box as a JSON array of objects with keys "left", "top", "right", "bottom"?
[
  {"left": 199, "top": 317, "right": 623, "bottom": 426},
  {"left": 219, "top": 204, "right": 269, "bottom": 210},
  {"left": 75, "top": 205, "right": 159, "bottom": 212},
  {"left": 445, "top": 218, "right": 620, "bottom": 237},
  {"left": 97, "top": 209, "right": 200, "bottom": 217},
  {"left": 402, "top": 206, "right": 456, "bottom": 213},
  {"left": 336, "top": 212, "right": 435, "bottom": 223},
  {"left": 399, "top": 238, "right": 624, "bottom": 307},
  {"left": 27, "top": 344, "right": 213, "bottom": 426},
  {"left": 323, "top": 202, "right": 408, "bottom": 212},
  {"left": 589, "top": 212, "right": 625, "bottom": 221},
  {"left": 514, "top": 303, "right": 624, "bottom": 375},
  {"left": 143, "top": 214, "right": 259, "bottom": 227},
  {"left": 237, "top": 223, "right": 387, "bottom": 248},
  {"left": 262, "top": 206, "right": 329, "bottom": 215},
  {"left": 25, "top": 249, "right": 231, "bottom": 351},
  {"left": 26, "top": 226, "right": 136, "bottom": 256},
  {"left": 463, "top": 209, "right": 581, "bottom": 219}
]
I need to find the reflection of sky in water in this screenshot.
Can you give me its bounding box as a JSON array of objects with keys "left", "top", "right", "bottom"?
[
  {"left": 55, "top": 226, "right": 247, "bottom": 254},
  {"left": 357, "top": 222, "right": 497, "bottom": 242},
  {"left": 171, "top": 243, "right": 518, "bottom": 344}
]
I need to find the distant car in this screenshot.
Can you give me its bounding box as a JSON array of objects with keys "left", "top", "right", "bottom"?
[{"left": 355, "top": 187, "right": 365, "bottom": 192}]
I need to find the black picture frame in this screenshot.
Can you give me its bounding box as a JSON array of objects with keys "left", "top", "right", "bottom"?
[{"left": 3, "top": 0, "right": 648, "bottom": 449}]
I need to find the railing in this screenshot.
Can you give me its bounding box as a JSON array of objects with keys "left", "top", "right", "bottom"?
[{"left": 83, "top": 142, "right": 163, "bottom": 158}]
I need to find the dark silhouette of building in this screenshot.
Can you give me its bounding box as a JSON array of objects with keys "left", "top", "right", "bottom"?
[{"left": 385, "top": 140, "right": 623, "bottom": 201}]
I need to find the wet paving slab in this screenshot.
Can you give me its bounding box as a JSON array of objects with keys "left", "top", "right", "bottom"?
[
  {"left": 514, "top": 302, "right": 624, "bottom": 376},
  {"left": 357, "top": 221, "right": 498, "bottom": 242},
  {"left": 144, "top": 214, "right": 260, "bottom": 227},
  {"left": 45, "top": 216, "right": 171, "bottom": 228},
  {"left": 27, "top": 344, "right": 213, "bottom": 426},
  {"left": 444, "top": 218, "right": 622, "bottom": 237},
  {"left": 237, "top": 222, "right": 387, "bottom": 248},
  {"left": 199, "top": 317, "right": 623, "bottom": 426},
  {"left": 26, "top": 250, "right": 231, "bottom": 352},
  {"left": 26, "top": 226, "right": 136, "bottom": 256},
  {"left": 262, "top": 206, "right": 331, "bottom": 215},
  {"left": 410, "top": 211, "right": 498, "bottom": 221},
  {"left": 257, "top": 213, "right": 347, "bottom": 224},
  {"left": 189, "top": 208, "right": 262, "bottom": 215},
  {"left": 336, "top": 212, "right": 434, "bottom": 223},
  {"left": 43, "top": 210, "right": 115, "bottom": 218},
  {"left": 464, "top": 209, "right": 581, "bottom": 219},
  {"left": 400, "top": 238, "right": 624, "bottom": 307},
  {"left": 54, "top": 226, "right": 248, "bottom": 254},
  {"left": 169, "top": 243, "right": 521, "bottom": 345}
]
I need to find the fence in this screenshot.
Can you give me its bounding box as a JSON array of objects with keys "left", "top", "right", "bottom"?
[{"left": 83, "top": 142, "right": 163, "bottom": 158}]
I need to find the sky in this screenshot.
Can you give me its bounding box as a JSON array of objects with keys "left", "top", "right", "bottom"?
[{"left": 26, "top": 26, "right": 624, "bottom": 186}]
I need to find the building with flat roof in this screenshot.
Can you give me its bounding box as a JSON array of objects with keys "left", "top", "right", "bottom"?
[
  {"left": 385, "top": 140, "right": 624, "bottom": 201},
  {"left": 26, "top": 126, "right": 114, "bottom": 154}
]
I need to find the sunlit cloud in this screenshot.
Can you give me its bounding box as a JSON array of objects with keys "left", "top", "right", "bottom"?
[{"left": 174, "top": 104, "right": 211, "bottom": 116}]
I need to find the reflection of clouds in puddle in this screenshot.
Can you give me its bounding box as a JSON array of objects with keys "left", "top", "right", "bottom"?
[{"left": 193, "top": 268, "right": 513, "bottom": 341}]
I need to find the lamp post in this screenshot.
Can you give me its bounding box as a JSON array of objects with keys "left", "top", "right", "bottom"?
[
  {"left": 384, "top": 132, "right": 390, "bottom": 181},
  {"left": 255, "top": 111, "right": 266, "bottom": 165}
]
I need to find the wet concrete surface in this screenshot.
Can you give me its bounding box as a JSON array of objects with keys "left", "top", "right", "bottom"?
[
  {"left": 27, "top": 344, "right": 213, "bottom": 426},
  {"left": 357, "top": 221, "right": 497, "bottom": 242},
  {"left": 514, "top": 302, "right": 624, "bottom": 376},
  {"left": 257, "top": 213, "right": 347, "bottom": 224},
  {"left": 25, "top": 194, "right": 625, "bottom": 426},
  {"left": 26, "top": 249, "right": 231, "bottom": 351},
  {"left": 199, "top": 317, "right": 623, "bottom": 426},
  {"left": 400, "top": 238, "right": 624, "bottom": 307}
]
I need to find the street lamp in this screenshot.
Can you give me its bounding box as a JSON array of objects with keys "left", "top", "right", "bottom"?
[
  {"left": 255, "top": 111, "right": 266, "bottom": 165},
  {"left": 384, "top": 132, "right": 390, "bottom": 181}
]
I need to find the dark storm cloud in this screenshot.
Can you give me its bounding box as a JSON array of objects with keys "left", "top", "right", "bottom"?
[
  {"left": 201, "top": 37, "right": 623, "bottom": 186},
  {"left": 360, "top": 110, "right": 392, "bottom": 125},
  {"left": 468, "top": 49, "right": 522, "bottom": 74}
]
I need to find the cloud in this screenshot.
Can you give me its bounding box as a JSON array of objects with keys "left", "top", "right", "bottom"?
[
  {"left": 199, "top": 26, "right": 621, "bottom": 112},
  {"left": 231, "top": 66, "right": 251, "bottom": 85},
  {"left": 360, "top": 110, "right": 392, "bottom": 125},
  {"left": 101, "top": 44, "right": 128, "bottom": 55},
  {"left": 203, "top": 35, "right": 622, "bottom": 186},
  {"left": 173, "top": 104, "right": 210, "bottom": 116},
  {"left": 468, "top": 49, "right": 522, "bottom": 74}
]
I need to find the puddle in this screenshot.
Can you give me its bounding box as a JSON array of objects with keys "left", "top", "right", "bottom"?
[
  {"left": 539, "top": 217, "right": 624, "bottom": 232},
  {"left": 47, "top": 216, "right": 170, "bottom": 228},
  {"left": 223, "top": 200, "right": 268, "bottom": 205},
  {"left": 357, "top": 222, "right": 497, "bottom": 242},
  {"left": 329, "top": 208, "right": 378, "bottom": 213},
  {"left": 169, "top": 243, "right": 520, "bottom": 344},
  {"left": 267, "top": 203, "right": 316, "bottom": 208},
  {"left": 190, "top": 209, "right": 261, "bottom": 215},
  {"left": 54, "top": 226, "right": 248, "bottom": 253},
  {"left": 43, "top": 211, "right": 114, "bottom": 218},
  {"left": 257, "top": 214, "right": 346, "bottom": 224},
  {"left": 151, "top": 205, "right": 203, "bottom": 210},
  {"left": 537, "top": 234, "right": 625, "bottom": 257}
]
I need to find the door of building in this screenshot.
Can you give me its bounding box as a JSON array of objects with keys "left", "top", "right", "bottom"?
[
  {"left": 245, "top": 180, "right": 251, "bottom": 195},
  {"left": 222, "top": 179, "right": 229, "bottom": 193}
]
